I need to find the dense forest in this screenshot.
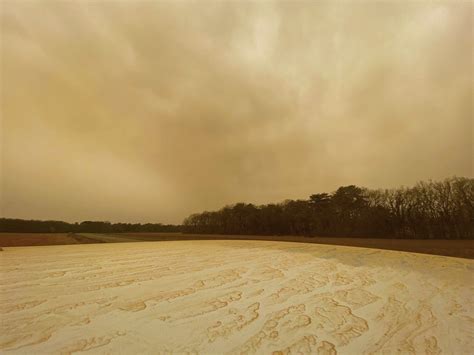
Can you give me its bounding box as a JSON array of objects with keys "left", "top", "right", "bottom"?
[
  {"left": 0, "top": 219, "right": 181, "bottom": 233},
  {"left": 183, "top": 177, "right": 473, "bottom": 239}
]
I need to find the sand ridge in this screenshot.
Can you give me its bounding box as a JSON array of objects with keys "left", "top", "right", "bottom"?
[{"left": 1, "top": 240, "right": 473, "bottom": 354}]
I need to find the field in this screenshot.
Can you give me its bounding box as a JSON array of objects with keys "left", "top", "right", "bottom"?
[
  {"left": 1, "top": 232, "right": 473, "bottom": 258},
  {"left": 0, "top": 233, "right": 82, "bottom": 247},
  {"left": 119, "top": 233, "right": 474, "bottom": 259},
  {"left": 1, "top": 240, "right": 472, "bottom": 354}
]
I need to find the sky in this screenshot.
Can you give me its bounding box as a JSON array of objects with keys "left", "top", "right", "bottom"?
[{"left": 1, "top": 0, "right": 472, "bottom": 224}]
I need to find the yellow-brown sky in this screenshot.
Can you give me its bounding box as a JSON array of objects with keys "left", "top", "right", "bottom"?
[{"left": 1, "top": 1, "right": 472, "bottom": 224}]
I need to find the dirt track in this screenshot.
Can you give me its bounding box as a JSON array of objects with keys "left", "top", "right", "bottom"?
[{"left": 1, "top": 240, "right": 472, "bottom": 353}]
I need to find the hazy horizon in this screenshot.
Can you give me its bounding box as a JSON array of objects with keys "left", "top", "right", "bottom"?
[{"left": 1, "top": 1, "right": 472, "bottom": 224}]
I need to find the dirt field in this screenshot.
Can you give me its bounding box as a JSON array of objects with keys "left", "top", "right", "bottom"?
[
  {"left": 0, "top": 233, "right": 81, "bottom": 247},
  {"left": 1, "top": 232, "right": 473, "bottom": 258},
  {"left": 1, "top": 240, "right": 472, "bottom": 353},
  {"left": 118, "top": 233, "right": 474, "bottom": 259}
]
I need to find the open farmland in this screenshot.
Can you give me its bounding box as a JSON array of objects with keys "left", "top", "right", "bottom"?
[
  {"left": 1, "top": 232, "right": 473, "bottom": 259},
  {"left": 0, "top": 233, "right": 90, "bottom": 247},
  {"left": 118, "top": 233, "right": 474, "bottom": 259},
  {"left": 1, "top": 240, "right": 472, "bottom": 354},
  {"left": 0, "top": 233, "right": 156, "bottom": 247}
]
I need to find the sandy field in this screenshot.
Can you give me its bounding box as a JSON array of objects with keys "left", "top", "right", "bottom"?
[{"left": 1, "top": 240, "right": 473, "bottom": 354}]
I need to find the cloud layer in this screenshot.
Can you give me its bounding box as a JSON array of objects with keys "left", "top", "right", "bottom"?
[{"left": 1, "top": 1, "right": 472, "bottom": 223}]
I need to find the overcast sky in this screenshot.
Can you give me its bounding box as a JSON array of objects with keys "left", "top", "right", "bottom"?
[{"left": 1, "top": 1, "right": 472, "bottom": 224}]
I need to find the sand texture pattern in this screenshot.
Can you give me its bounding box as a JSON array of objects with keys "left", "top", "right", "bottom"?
[{"left": 1, "top": 240, "right": 473, "bottom": 354}]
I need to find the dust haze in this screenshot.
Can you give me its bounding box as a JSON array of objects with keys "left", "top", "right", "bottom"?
[{"left": 1, "top": 1, "right": 472, "bottom": 224}]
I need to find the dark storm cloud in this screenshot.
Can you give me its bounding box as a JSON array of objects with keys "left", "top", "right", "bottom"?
[{"left": 1, "top": 1, "right": 472, "bottom": 223}]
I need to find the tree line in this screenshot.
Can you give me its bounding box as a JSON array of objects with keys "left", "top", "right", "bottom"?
[
  {"left": 2, "top": 177, "right": 472, "bottom": 238},
  {"left": 0, "top": 219, "right": 181, "bottom": 233},
  {"left": 183, "top": 177, "right": 473, "bottom": 239}
]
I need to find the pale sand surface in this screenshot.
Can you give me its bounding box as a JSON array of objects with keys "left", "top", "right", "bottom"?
[{"left": 1, "top": 241, "right": 473, "bottom": 354}]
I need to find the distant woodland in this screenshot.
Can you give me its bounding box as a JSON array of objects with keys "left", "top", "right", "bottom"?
[
  {"left": 1, "top": 177, "right": 472, "bottom": 239},
  {"left": 0, "top": 219, "right": 180, "bottom": 233},
  {"left": 183, "top": 177, "right": 473, "bottom": 239}
]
